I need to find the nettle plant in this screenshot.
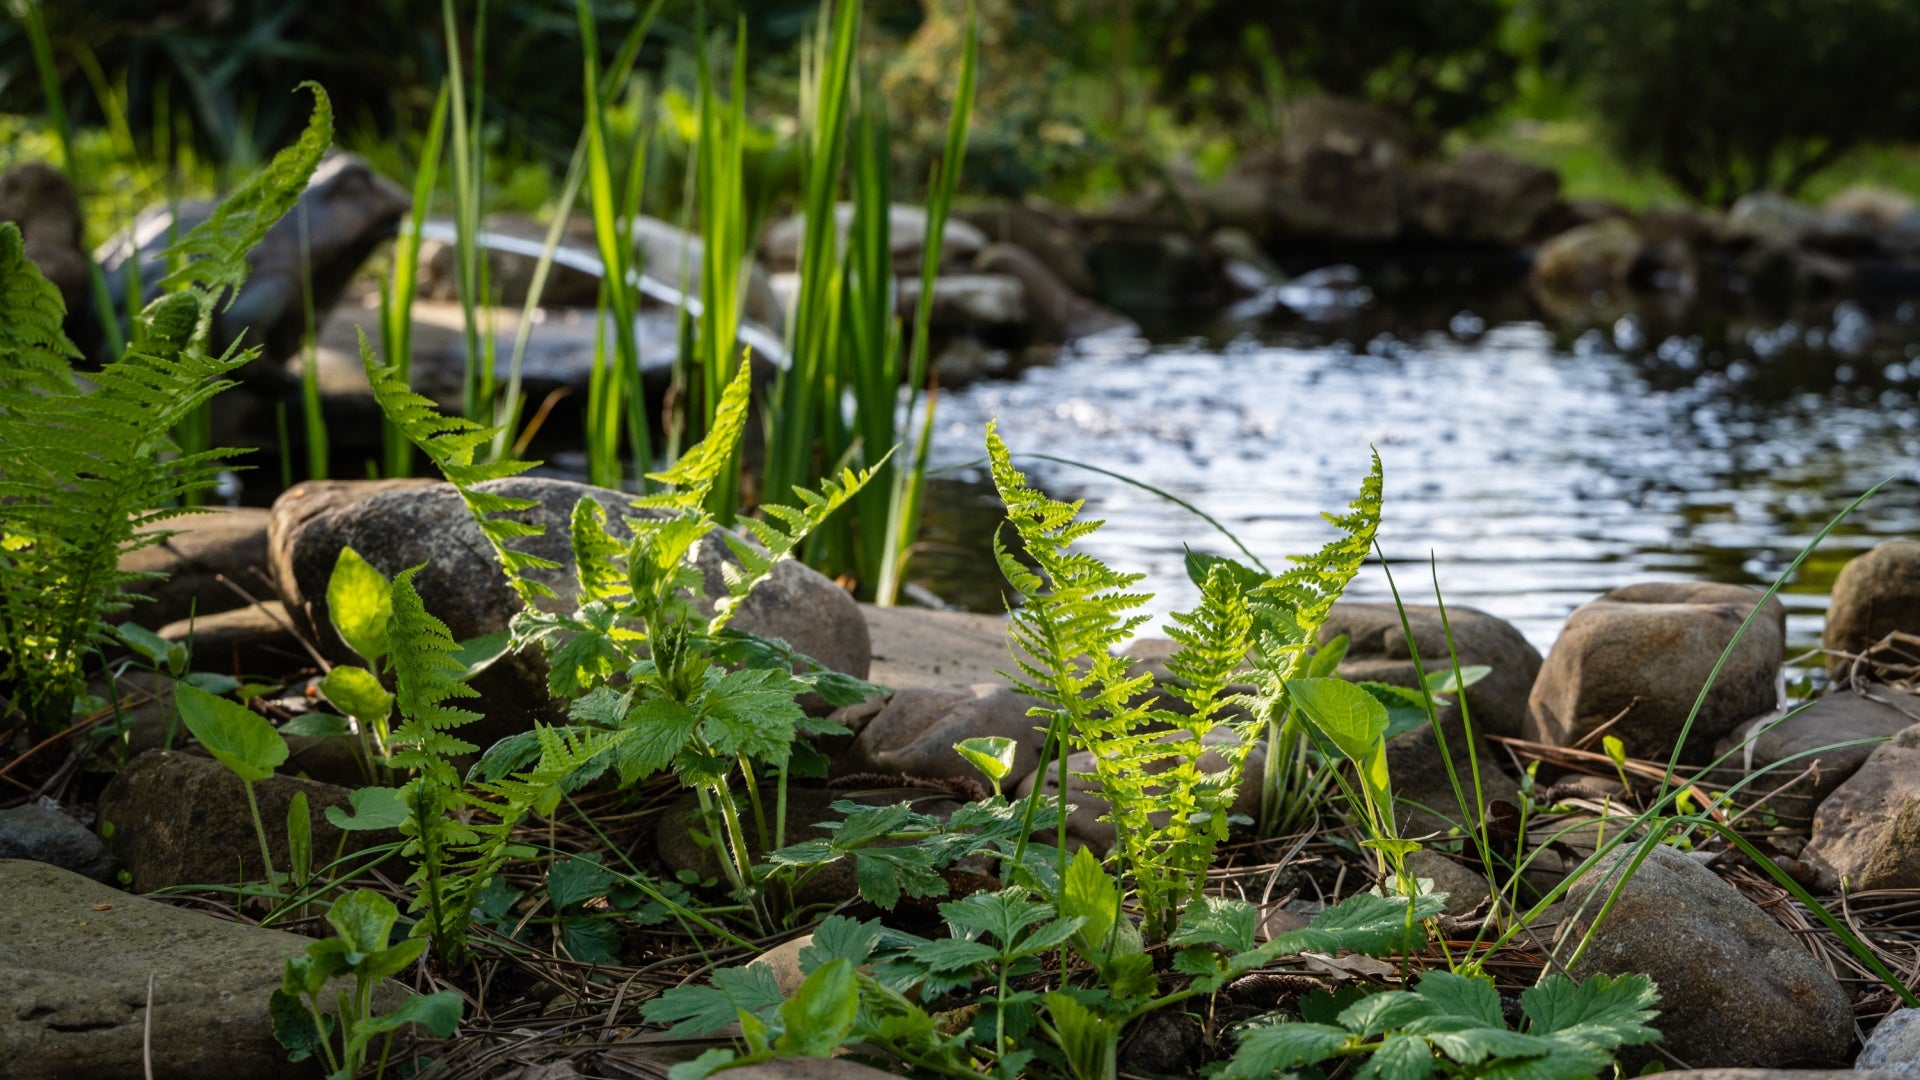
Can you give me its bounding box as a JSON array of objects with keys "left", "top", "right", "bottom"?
[{"left": 643, "top": 426, "right": 1666, "bottom": 1080}]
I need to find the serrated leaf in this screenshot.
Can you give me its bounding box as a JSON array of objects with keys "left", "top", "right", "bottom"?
[
  {"left": 1338, "top": 990, "right": 1439, "bottom": 1036},
  {"left": 941, "top": 888, "right": 1054, "bottom": 946},
  {"left": 1169, "top": 895, "right": 1259, "bottom": 954},
  {"left": 798, "top": 916, "right": 882, "bottom": 973},
  {"left": 1415, "top": 971, "right": 1504, "bottom": 1025},
  {"left": 327, "top": 546, "right": 392, "bottom": 663},
  {"left": 548, "top": 853, "right": 616, "bottom": 909},
  {"left": 774, "top": 958, "right": 860, "bottom": 1057},
  {"left": 615, "top": 696, "right": 702, "bottom": 784},
  {"left": 1224, "top": 1022, "right": 1351, "bottom": 1079},
  {"left": 357, "top": 988, "right": 464, "bottom": 1038},
  {"left": 1520, "top": 973, "right": 1662, "bottom": 1050},
  {"left": 641, "top": 965, "right": 786, "bottom": 1037},
  {"left": 1356, "top": 1033, "right": 1438, "bottom": 1080},
  {"left": 1287, "top": 676, "right": 1389, "bottom": 766},
  {"left": 269, "top": 988, "right": 330, "bottom": 1060},
  {"left": 560, "top": 916, "right": 624, "bottom": 965},
  {"left": 854, "top": 846, "right": 945, "bottom": 910}
]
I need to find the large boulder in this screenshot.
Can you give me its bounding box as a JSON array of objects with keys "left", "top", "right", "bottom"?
[
  {"left": 1721, "top": 192, "right": 1823, "bottom": 249},
  {"left": 1526, "top": 583, "right": 1784, "bottom": 764},
  {"left": 955, "top": 202, "right": 1096, "bottom": 296},
  {"left": 894, "top": 273, "right": 1028, "bottom": 334},
  {"left": 837, "top": 683, "right": 1047, "bottom": 784},
  {"left": 1405, "top": 149, "right": 1562, "bottom": 247},
  {"left": 1238, "top": 96, "right": 1413, "bottom": 244},
  {"left": 1556, "top": 844, "right": 1854, "bottom": 1068},
  {"left": 1386, "top": 719, "right": 1522, "bottom": 838},
  {"left": 761, "top": 203, "right": 987, "bottom": 276},
  {"left": 268, "top": 477, "right": 870, "bottom": 744},
  {"left": 1081, "top": 220, "right": 1225, "bottom": 312},
  {"left": 93, "top": 153, "right": 409, "bottom": 373},
  {"left": 1802, "top": 723, "right": 1920, "bottom": 891},
  {"left": 97, "top": 750, "right": 373, "bottom": 892},
  {"left": 1529, "top": 218, "right": 1645, "bottom": 297},
  {"left": 118, "top": 507, "right": 273, "bottom": 630},
  {"left": 1712, "top": 689, "right": 1920, "bottom": 823},
  {"left": 860, "top": 605, "right": 1023, "bottom": 691},
  {"left": 1822, "top": 541, "right": 1920, "bottom": 682},
  {"left": 0, "top": 859, "right": 405, "bottom": 1080},
  {"left": 0, "top": 162, "right": 87, "bottom": 314},
  {"left": 1319, "top": 601, "right": 1542, "bottom": 738}
]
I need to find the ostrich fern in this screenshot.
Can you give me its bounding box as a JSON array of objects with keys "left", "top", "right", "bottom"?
[{"left": 0, "top": 85, "right": 333, "bottom": 729}]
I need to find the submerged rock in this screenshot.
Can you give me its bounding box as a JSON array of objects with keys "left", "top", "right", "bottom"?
[
  {"left": 269, "top": 477, "right": 869, "bottom": 743},
  {"left": 1526, "top": 582, "right": 1784, "bottom": 764},
  {"left": 1802, "top": 723, "right": 1920, "bottom": 891},
  {"left": 0, "top": 858, "right": 406, "bottom": 1080},
  {"left": 1530, "top": 218, "right": 1644, "bottom": 297},
  {"left": 1556, "top": 844, "right": 1853, "bottom": 1068},
  {"left": 1822, "top": 541, "right": 1920, "bottom": 682}
]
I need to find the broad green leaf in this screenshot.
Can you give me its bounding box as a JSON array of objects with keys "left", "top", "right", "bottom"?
[
  {"left": 268, "top": 988, "right": 331, "bottom": 1061},
  {"left": 941, "top": 888, "right": 1054, "bottom": 946},
  {"left": 548, "top": 853, "right": 616, "bottom": 909},
  {"left": 1356, "top": 1033, "right": 1438, "bottom": 1080},
  {"left": 1061, "top": 846, "right": 1122, "bottom": 957},
  {"left": 954, "top": 735, "right": 1017, "bottom": 787},
  {"left": 1287, "top": 677, "right": 1390, "bottom": 766},
  {"left": 774, "top": 958, "right": 860, "bottom": 1057},
  {"left": 326, "top": 888, "right": 399, "bottom": 957},
  {"left": 175, "top": 683, "right": 288, "bottom": 782},
  {"left": 181, "top": 672, "right": 242, "bottom": 695},
  {"left": 1169, "top": 894, "right": 1258, "bottom": 955},
  {"left": 853, "top": 847, "right": 945, "bottom": 910},
  {"left": 1415, "top": 971, "right": 1504, "bottom": 1025},
  {"left": 318, "top": 665, "right": 392, "bottom": 722},
  {"left": 325, "top": 785, "right": 407, "bottom": 831},
  {"left": 1338, "top": 990, "right": 1439, "bottom": 1037},
  {"left": 452, "top": 631, "right": 513, "bottom": 678},
  {"left": 560, "top": 915, "right": 624, "bottom": 965},
  {"left": 1184, "top": 547, "right": 1269, "bottom": 595},
  {"left": 357, "top": 988, "right": 465, "bottom": 1038},
  {"left": 117, "top": 622, "right": 185, "bottom": 674},
  {"left": 326, "top": 546, "right": 392, "bottom": 663},
  {"left": 1520, "top": 973, "right": 1662, "bottom": 1050},
  {"left": 798, "top": 917, "right": 883, "bottom": 972},
  {"left": 355, "top": 936, "right": 428, "bottom": 982},
  {"left": 641, "top": 964, "right": 786, "bottom": 1037},
  {"left": 279, "top": 712, "right": 352, "bottom": 739},
  {"left": 1424, "top": 665, "right": 1491, "bottom": 694},
  {"left": 1309, "top": 633, "right": 1351, "bottom": 677},
  {"left": 287, "top": 791, "right": 311, "bottom": 885},
  {"left": 910, "top": 937, "right": 1000, "bottom": 973},
  {"left": 1224, "top": 1022, "right": 1351, "bottom": 1078}
]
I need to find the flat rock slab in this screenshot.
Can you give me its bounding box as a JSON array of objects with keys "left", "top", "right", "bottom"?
[
  {"left": 118, "top": 507, "right": 273, "bottom": 630},
  {"left": 861, "top": 605, "right": 1022, "bottom": 690},
  {"left": 0, "top": 859, "right": 392, "bottom": 1079}
]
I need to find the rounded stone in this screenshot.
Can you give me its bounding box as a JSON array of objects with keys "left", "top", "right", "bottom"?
[{"left": 1824, "top": 541, "right": 1920, "bottom": 682}]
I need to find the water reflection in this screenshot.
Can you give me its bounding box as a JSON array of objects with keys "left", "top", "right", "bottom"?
[{"left": 917, "top": 292, "right": 1920, "bottom": 655}]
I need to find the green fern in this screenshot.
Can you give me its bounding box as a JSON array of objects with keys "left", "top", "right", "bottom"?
[
  {"left": 361, "top": 330, "right": 558, "bottom": 603},
  {"left": 0, "top": 86, "right": 334, "bottom": 732},
  {"left": 158, "top": 82, "right": 334, "bottom": 307}
]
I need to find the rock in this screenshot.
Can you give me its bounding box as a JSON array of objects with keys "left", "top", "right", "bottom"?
[
  {"left": 0, "top": 162, "right": 87, "bottom": 314},
  {"left": 1802, "top": 724, "right": 1920, "bottom": 891},
  {"left": 1406, "top": 149, "right": 1561, "bottom": 247},
  {"left": 118, "top": 507, "right": 273, "bottom": 630},
  {"left": 750, "top": 934, "right": 812, "bottom": 996},
  {"left": 716, "top": 1060, "right": 905, "bottom": 1080},
  {"left": 417, "top": 212, "right": 785, "bottom": 332},
  {"left": 1712, "top": 690, "right": 1920, "bottom": 823},
  {"left": 1722, "top": 192, "right": 1824, "bottom": 249},
  {"left": 1526, "top": 582, "right": 1785, "bottom": 764},
  {"left": 269, "top": 477, "right": 869, "bottom": 743},
  {"left": 840, "top": 684, "right": 1047, "bottom": 784},
  {"left": 954, "top": 202, "right": 1094, "bottom": 296},
  {"left": 1823, "top": 541, "right": 1920, "bottom": 682},
  {"left": 1556, "top": 843, "right": 1853, "bottom": 1068},
  {"left": 895, "top": 273, "right": 1027, "bottom": 334},
  {"left": 973, "top": 243, "right": 1134, "bottom": 342},
  {"left": 1386, "top": 719, "right": 1521, "bottom": 838},
  {"left": 1081, "top": 221, "right": 1225, "bottom": 312},
  {"left": 1011, "top": 728, "right": 1262, "bottom": 852},
  {"left": 1658, "top": 1074, "right": 1896, "bottom": 1080},
  {"left": 0, "top": 803, "right": 114, "bottom": 882},
  {"left": 861, "top": 605, "right": 1022, "bottom": 691},
  {"left": 1530, "top": 218, "right": 1645, "bottom": 297},
  {"left": 761, "top": 203, "right": 987, "bottom": 276},
  {"left": 1826, "top": 186, "right": 1918, "bottom": 232},
  {"left": 1405, "top": 848, "right": 1488, "bottom": 917},
  {"left": 1319, "top": 601, "right": 1542, "bottom": 738},
  {"left": 158, "top": 600, "right": 303, "bottom": 676},
  {"left": 96, "top": 749, "right": 372, "bottom": 892},
  {"left": 1240, "top": 96, "right": 1412, "bottom": 244},
  {"left": 1859, "top": 1008, "right": 1920, "bottom": 1078},
  {"left": 0, "top": 858, "right": 405, "bottom": 1080},
  {"left": 93, "top": 153, "right": 409, "bottom": 373}
]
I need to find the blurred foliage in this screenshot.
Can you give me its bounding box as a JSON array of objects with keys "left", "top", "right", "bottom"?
[
  {"left": 1144, "top": 0, "right": 1518, "bottom": 147},
  {"left": 1537, "top": 0, "right": 1920, "bottom": 206}
]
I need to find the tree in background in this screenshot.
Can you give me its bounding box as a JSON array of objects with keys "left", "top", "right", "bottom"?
[
  {"left": 1542, "top": 0, "right": 1920, "bottom": 206},
  {"left": 1147, "top": 0, "right": 1517, "bottom": 146}
]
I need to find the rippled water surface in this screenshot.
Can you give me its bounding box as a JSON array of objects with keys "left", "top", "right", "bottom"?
[{"left": 914, "top": 298, "right": 1920, "bottom": 656}]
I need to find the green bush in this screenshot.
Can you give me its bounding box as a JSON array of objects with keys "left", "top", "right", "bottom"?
[{"left": 1542, "top": 0, "right": 1920, "bottom": 205}]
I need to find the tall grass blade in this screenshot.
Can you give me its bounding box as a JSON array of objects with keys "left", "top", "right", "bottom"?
[{"left": 381, "top": 83, "right": 450, "bottom": 478}]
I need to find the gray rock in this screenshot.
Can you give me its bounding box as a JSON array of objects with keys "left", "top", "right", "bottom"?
[
  {"left": 269, "top": 477, "right": 869, "bottom": 744},
  {"left": 0, "top": 162, "right": 87, "bottom": 314},
  {"left": 1859, "top": 1008, "right": 1920, "bottom": 1078},
  {"left": 1387, "top": 719, "right": 1522, "bottom": 838},
  {"left": 1530, "top": 218, "right": 1645, "bottom": 297},
  {"left": 1242, "top": 95, "right": 1412, "bottom": 243},
  {"left": 840, "top": 684, "right": 1048, "bottom": 784},
  {"left": 1803, "top": 724, "right": 1920, "bottom": 891},
  {"left": 1406, "top": 149, "right": 1561, "bottom": 246},
  {"left": 1556, "top": 844, "right": 1853, "bottom": 1068},
  {"left": 761, "top": 203, "right": 987, "bottom": 276},
  {"left": 1405, "top": 849, "right": 1489, "bottom": 917},
  {"left": 1321, "top": 601, "right": 1542, "bottom": 738},
  {"left": 1723, "top": 192, "right": 1824, "bottom": 249},
  {"left": 1823, "top": 541, "right": 1920, "bottom": 682},
  {"left": 118, "top": 507, "right": 273, "bottom": 630},
  {"left": 93, "top": 153, "right": 409, "bottom": 373},
  {"left": 0, "top": 804, "right": 114, "bottom": 882},
  {"left": 158, "top": 600, "right": 303, "bottom": 676},
  {"left": 974, "top": 242, "right": 1134, "bottom": 342},
  {"left": 860, "top": 605, "right": 1022, "bottom": 691},
  {"left": 0, "top": 858, "right": 405, "bottom": 1080},
  {"left": 1081, "top": 222, "right": 1225, "bottom": 312},
  {"left": 749, "top": 933, "right": 812, "bottom": 996},
  {"left": 97, "top": 749, "right": 375, "bottom": 892},
  {"left": 955, "top": 202, "right": 1095, "bottom": 296},
  {"left": 894, "top": 273, "right": 1027, "bottom": 333},
  {"left": 1526, "top": 582, "right": 1785, "bottom": 764},
  {"left": 1712, "top": 690, "right": 1920, "bottom": 824}
]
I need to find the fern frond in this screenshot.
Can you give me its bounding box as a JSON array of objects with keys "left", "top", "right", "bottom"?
[
  {"left": 361, "top": 330, "right": 557, "bottom": 603},
  {"left": 386, "top": 565, "right": 482, "bottom": 784},
  {"left": 706, "top": 461, "right": 880, "bottom": 632},
  {"left": 0, "top": 222, "right": 79, "bottom": 399},
  {"left": 570, "top": 497, "right": 631, "bottom": 605},
  {"left": 158, "top": 82, "right": 334, "bottom": 307},
  {"left": 639, "top": 357, "right": 755, "bottom": 511}
]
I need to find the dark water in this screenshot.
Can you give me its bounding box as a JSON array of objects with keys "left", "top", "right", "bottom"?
[{"left": 913, "top": 286, "right": 1920, "bottom": 656}]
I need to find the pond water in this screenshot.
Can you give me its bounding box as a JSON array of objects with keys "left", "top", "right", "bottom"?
[{"left": 912, "top": 285, "right": 1920, "bottom": 658}]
